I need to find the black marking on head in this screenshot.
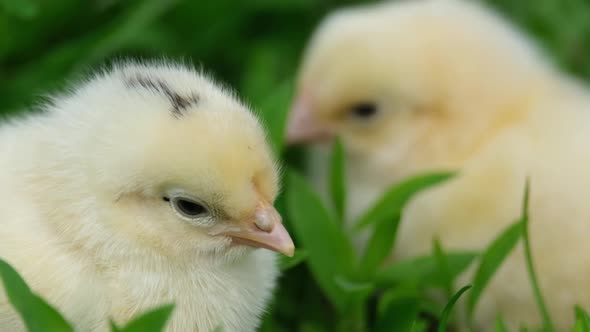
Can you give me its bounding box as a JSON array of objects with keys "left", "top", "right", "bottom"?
[{"left": 125, "top": 74, "right": 200, "bottom": 117}]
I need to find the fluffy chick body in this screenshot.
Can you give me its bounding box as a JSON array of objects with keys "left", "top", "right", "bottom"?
[
  {"left": 0, "top": 62, "right": 287, "bottom": 331},
  {"left": 289, "top": 1, "right": 590, "bottom": 330}
]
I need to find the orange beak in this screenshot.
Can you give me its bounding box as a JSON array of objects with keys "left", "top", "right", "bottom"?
[
  {"left": 223, "top": 201, "right": 295, "bottom": 257},
  {"left": 285, "top": 92, "right": 334, "bottom": 145}
]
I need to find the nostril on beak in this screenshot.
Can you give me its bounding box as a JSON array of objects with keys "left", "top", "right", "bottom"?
[
  {"left": 255, "top": 213, "right": 275, "bottom": 233},
  {"left": 254, "top": 205, "right": 282, "bottom": 233}
]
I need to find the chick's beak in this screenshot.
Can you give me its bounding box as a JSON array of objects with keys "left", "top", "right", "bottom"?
[
  {"left": 286, "top": 92, "right": 334, "bottom": 145},
  {"left": 224, "top": 202, "right": 295, "bottom": 257}
]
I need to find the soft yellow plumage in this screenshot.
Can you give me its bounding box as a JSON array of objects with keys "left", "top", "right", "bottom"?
[
  {"left": 0, "top": 61, "right": 294, "bottom": 331},
  {"left": 287, "top": 0, "right": 590, "bottom": 330}
]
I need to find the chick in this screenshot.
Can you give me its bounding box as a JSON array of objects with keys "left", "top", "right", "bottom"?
[
  {"left": 287, "top": 0, "right": 590, "bottom": 330},
  {"left": 0, "top": 61, "right": 294, "bottom": 332}
]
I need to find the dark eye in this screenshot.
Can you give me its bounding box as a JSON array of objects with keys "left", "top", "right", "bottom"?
[
  {"left": 170, "top": 197, "right": 208, "bottom": 218},
  {"left": 350, "top": 103, "right": 377, "bottom": 119}
]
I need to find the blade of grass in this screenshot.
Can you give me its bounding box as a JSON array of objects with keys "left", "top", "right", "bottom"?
[
  {"left": 115, "top": 304, "right": 174, "bottom": 332},
  {"left": 521, "top": 180, "right": 555, "bottom": 332},
  {"left": 329, "top": 139, "right": 346, "bottom": 222},
  {"left": 376, "top": 252, "right": 478, "bottom": 287},
  {"left": 279, "top": 249, "right": 309, "bottom": 271},
  {"left": 357, "top": 172, "right": 456, "bottom": 278},
  {"left": 433, "top": 238, "right": 453, "bottom": 299},
  {"left": 357, "top": 212, "right": 401, "bottom": 278},
  {"left": 467, "top": 220, "right": 523, "bottom": 318},
  {"left": 334, "top": 277, "right": 372, "bottom": 332},
  {"left": 334, "top": 276, "right": 374, "bottom": 306},
  {"left": 286, "top": 170, "right": 356, "bottom": 312},
  {"left": 0, "top": 258, "right": 74, "bottom": 332},
  {"left": 376, "top": 297, "right": 420, "bottom": 332},
  {"left": 575, "top": 306, "right": 590, "bottom": 330},
  {"left": 572, "top": 306, "right": 590, "bottom": 332},
  {"left": 495, "top": 315, "right": 509, "bottom": 332},
  {"left": 377, "top": 285, "right": 420, "bottom": 316},
  {"left": 354, "top": 172, "right": 455, "bottom": 230},
  {"left": 438, "top": 285, "right": 472, "bottom": 332},
  {"left": 419, "top": 298, "right": 446, "bottom": 319},
  {"left": 410, "top": 319, "right": 428, "bottom": 332},
  {"left": 110, "top": 321, "right": 121, "bottom": 332}
]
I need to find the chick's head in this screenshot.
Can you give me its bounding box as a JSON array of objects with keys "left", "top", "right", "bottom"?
[
  {"left": 288, "top": 0, "right": 554, "bottom": 173},
  {"left": 52, "top": 62, "right": 294, "bottom": 261}
]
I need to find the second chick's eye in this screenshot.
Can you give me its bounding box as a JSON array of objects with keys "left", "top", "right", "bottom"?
[
  {"left": 350, "top": 102, "right": 378, "bottom": 120},
  {"left": 351, "top": 102, "right": 377, "bottom": 119},
  {"left": 171, "top": 197, "right": 208, "bottom": 218}
]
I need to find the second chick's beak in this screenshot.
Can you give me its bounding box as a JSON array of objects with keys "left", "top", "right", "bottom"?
[
  {"left": 223, "top": 201, "right": 295, "bottom": 257},
  {"left": 286, "top": 92, "right": 334, "bottom": 145}
]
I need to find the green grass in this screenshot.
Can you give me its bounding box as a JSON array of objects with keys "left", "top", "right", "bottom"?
[
  {"left": 0, "top": 259, "right": 73, "bottom": 332},
  {"left": 1, "top": 0, "right": 590, "bottom": 331}
]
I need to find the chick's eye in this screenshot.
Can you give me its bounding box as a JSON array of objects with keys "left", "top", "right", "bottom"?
[
  {"left": 170, "top": 197, "right": 208, "bottom": 218},
  {"left": 350, "top": 102, "right": 377, "bottom": 119}
]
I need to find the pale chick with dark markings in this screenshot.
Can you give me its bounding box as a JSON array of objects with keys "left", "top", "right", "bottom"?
[
  {"left": 0, "top": 62, "right": 294, "bottom": 331},
  {"left": 287, "top": 0, "right": 590, "bottom": 331}
]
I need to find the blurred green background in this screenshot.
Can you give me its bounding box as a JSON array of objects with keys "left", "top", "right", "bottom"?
[
  {"left": 1, "top": 0, "right": 589, "bottom": 331},
  {"left": 1, "top": 0, "right": 590, "bottom": 116}
]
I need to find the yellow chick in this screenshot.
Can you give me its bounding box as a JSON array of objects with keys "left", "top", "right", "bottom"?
[
  {"left": 0, "top": 61, "right": 294, "bottom": 332},
  {"left": 287, "top": 0, "right": 590, "bottom": 330}
]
